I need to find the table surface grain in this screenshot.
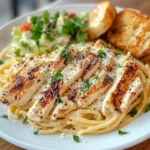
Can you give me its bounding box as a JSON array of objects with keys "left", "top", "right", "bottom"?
[{"left": 0, "top": 0, "right": 150, "bottom": 150}]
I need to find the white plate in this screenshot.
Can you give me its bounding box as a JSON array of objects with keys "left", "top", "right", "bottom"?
[{"left": 0, "top": 4, "right": 150, "bottom": 150}]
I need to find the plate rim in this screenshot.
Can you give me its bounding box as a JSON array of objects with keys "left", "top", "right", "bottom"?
[{"left": 0, "top": 3, "right": 149, "bottom": 150}]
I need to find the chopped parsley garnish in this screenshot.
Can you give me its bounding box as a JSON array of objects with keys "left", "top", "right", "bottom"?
[
  {"left": 41, "top": 11, "right": 59, "bottom": 42},
  {"left": 73, "top": 135, "right": 80, "bottom": 143},
  {"left": 42, "top": 10, "right": 50, "bottom": 23},
  {"left": 60, "top": 45, "right": 72, "bottom": 64},
  {"left": 57, "top": 13, "right": 88, "bottom": 42},
  {"left": 76, "top": 30, "right": 87, "bottom": 42},
  {"left": 145, "top": 104, "right": 150, "bottom": 113},
  {"left": 130, "top": 107, "right": 137, "bottom": 117},
  {"left": 54, "top": 70, "right": 63, "bottom": 80},
  {"left": 0, "top": 60, "right": 4, "bottom": 65},
  {"left": 53, "top": 12, "right": 60, "bottom": 20},
  {"left": 30, "top": 16, "right": 43, "bottom": 42},
  {"left": 33, "top": 128, "right": 40, "bottom": 135},
  {"left": 48, "top": 70, "right": 63, "bottom": 84},
  {"left": 118, "top": 64, "right": 123, "bottom": 68},
  {"left": 45, "top": 32, "right": 55, "bottom": 41},
  {"left": 14, "top": 49, "right": 21, "bottom": 57},
  {"left": 82, "top": 80, "right": 92, "bottom": 93},
  {"left": 1, "top": 114, "right": 8, "bottom": 119},
  {"left": 30, "top": 11, "right": 58, "bottom": 42},
  {"left": 118, "top": 129, "right": 128, "bottom": 135},
  {"left": 31, "top": 32, "right": 42, "bottom": 41},
  {"left": 22, "top": 117, "right": 28, "bottom": 124},
  {"left": 21, "top": 42, "right": 30, "bottom": 52},
  {"left": 55, "top": 95, "right": 63, "bottom": 104},
  {"left": 116, "top": 49, "right": 122, "bottom": 55},
  {"left": 98, "top": 49, "right": 106, "bottom": 57}
]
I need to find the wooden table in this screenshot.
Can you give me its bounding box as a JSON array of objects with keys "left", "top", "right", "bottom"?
[{"left": 0, "top": 0, "right": 150, "bottom": 149}]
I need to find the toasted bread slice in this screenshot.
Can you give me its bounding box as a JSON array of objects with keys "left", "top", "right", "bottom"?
[
  {"left": 141, "top": 53, "right": 150, "bottom": 62},
  {"left": 88, "top": 0, "right": 116, "bottom": 40},
  {"left": 108, "top": 9, "right": 150, "bottom": 58}
]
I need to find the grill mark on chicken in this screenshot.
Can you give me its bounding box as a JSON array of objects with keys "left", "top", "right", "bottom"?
[
  {"left": 73, "top": 52, "right": 83, "bottom": 62},
  {"left": 0, "top": 56, "right": 48, "bottom": 106},
  {"left": 2, "top": 99, "right": 9, "bottom": 105},
  {"left": 78, "top": 57, "right": 116, "bottom": 107},
  {"left": 111, "top": 62, "right": 138, "bottom": 111},
  {"left": 10, "top": 75, "right": 24, "bottom": 93},
  {"left": 28, "top": 67, "right": 39, "bottom": 73},
  {"left": 106, "top": 63, "right": 114, "bottom": 72},
  {"left": 10, "top": 66, "right": 40, "bottom": 93},
  {"left": 28, "top": 73, "right": 36, "bottom": 80},
  {"left": 27, "top": 67, "right": 39, "bottom": 80},
  {"left": 68, "top": 88, "right": 78, "bottom": 101},
  {"left": 103, "top": 75, "right": 113, "bottom": 86},
  {"left": 84, "top": 58, "right": 99, "bottom": 75},
  {"left": 43, "top": 80, "right": 61, "bottom": 101},
  {"left": 39, "top": 97, "right": 48, "bottom": 107},
  {"left": 49, "top": 57, "right": 64, "bottom": 68}
]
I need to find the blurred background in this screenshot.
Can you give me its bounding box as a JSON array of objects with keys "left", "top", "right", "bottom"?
[
  {"left": 0, "top": 0, "right": 55, "bottom": 27},
  {"left": 0, "top": 0, "right": 150, "bottom": 28}
]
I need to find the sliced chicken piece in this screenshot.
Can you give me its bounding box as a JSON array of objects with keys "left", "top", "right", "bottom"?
[
  {"left": 93, "top": 39, "right": 116, "bottom": 54},
  {"left": 0, "top": 57, "right": 48, "bottom": 106},
  {"left": 120, "top": 77, "right": 143, "bottom": 112},
  {"left": 0, "top": 46, "right": 77, "bottom": 106},
  {"left": 27, "top": 52, "right": 89, "bottom": 122},
  {"left": 51, "top": 97, "right": 77, "bottom": 120},
  {"left": 51, "top": 57, "right": 101, "bottom": 120},
  {"left": 30, "top": 57, "right": 66, "bottom": 104},
  {"left": 78, "top": 57, "right": 116, "bottom": 107},
  {"left": 59, "top": 53, "right": 90, "bottom": 96},
  {"left": 83, "top": 58, "right": 101, "bottom": 80},
  {"left": 42, "top": 47, "right": 76, "bottom": 73},
  {"left": 102, "top": 61, "right": 138, "bottom": 116}
]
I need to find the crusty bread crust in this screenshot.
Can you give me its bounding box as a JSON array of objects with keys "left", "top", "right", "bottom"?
[
  {"left": 141, "top": 53, "right": 150, "bottom": 62},
  {"left": 108, "top": 9, "right": 150, "bottom": 58},
  {"left": 88, "top": 0, "right": 116, "bottom": 40}
]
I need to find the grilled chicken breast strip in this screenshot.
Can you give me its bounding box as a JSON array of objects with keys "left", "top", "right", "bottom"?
[
  {"left": 102, "top": 61, "right": 138, "bottom": 116},
  {"left": 0, "top": 47, "right": 75, "bottom": 106},
  {"left": 78, "top": 56, "right": 116, "bottom": 107},
  {"left": 51, "top": 58, "right": 101, "bottom": 120},
  {"left": 120, "top": 77, "right": 143, "bottom": 112},
  {"left": 0, "top": 57, "right": 48, "bottom": 106},
  {"left": 27, "top": 52, "right": 89, "bottom": 121}
]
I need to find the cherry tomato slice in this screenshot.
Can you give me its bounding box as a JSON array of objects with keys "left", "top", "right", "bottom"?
[
  {"left": 67, "top": 12, "right": 76, "bottom": 18},
  {"left": 20, "top": 22, "right": 31, "bottom": 32}
]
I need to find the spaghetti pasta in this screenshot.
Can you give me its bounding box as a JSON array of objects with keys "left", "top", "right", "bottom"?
[{"left": 0, "top": 42, "right": 148, "bottom": 135}]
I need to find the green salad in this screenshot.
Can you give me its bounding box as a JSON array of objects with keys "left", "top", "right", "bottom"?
[{"left": 11, "top": 10, "right": 89, "bottom": 57}]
